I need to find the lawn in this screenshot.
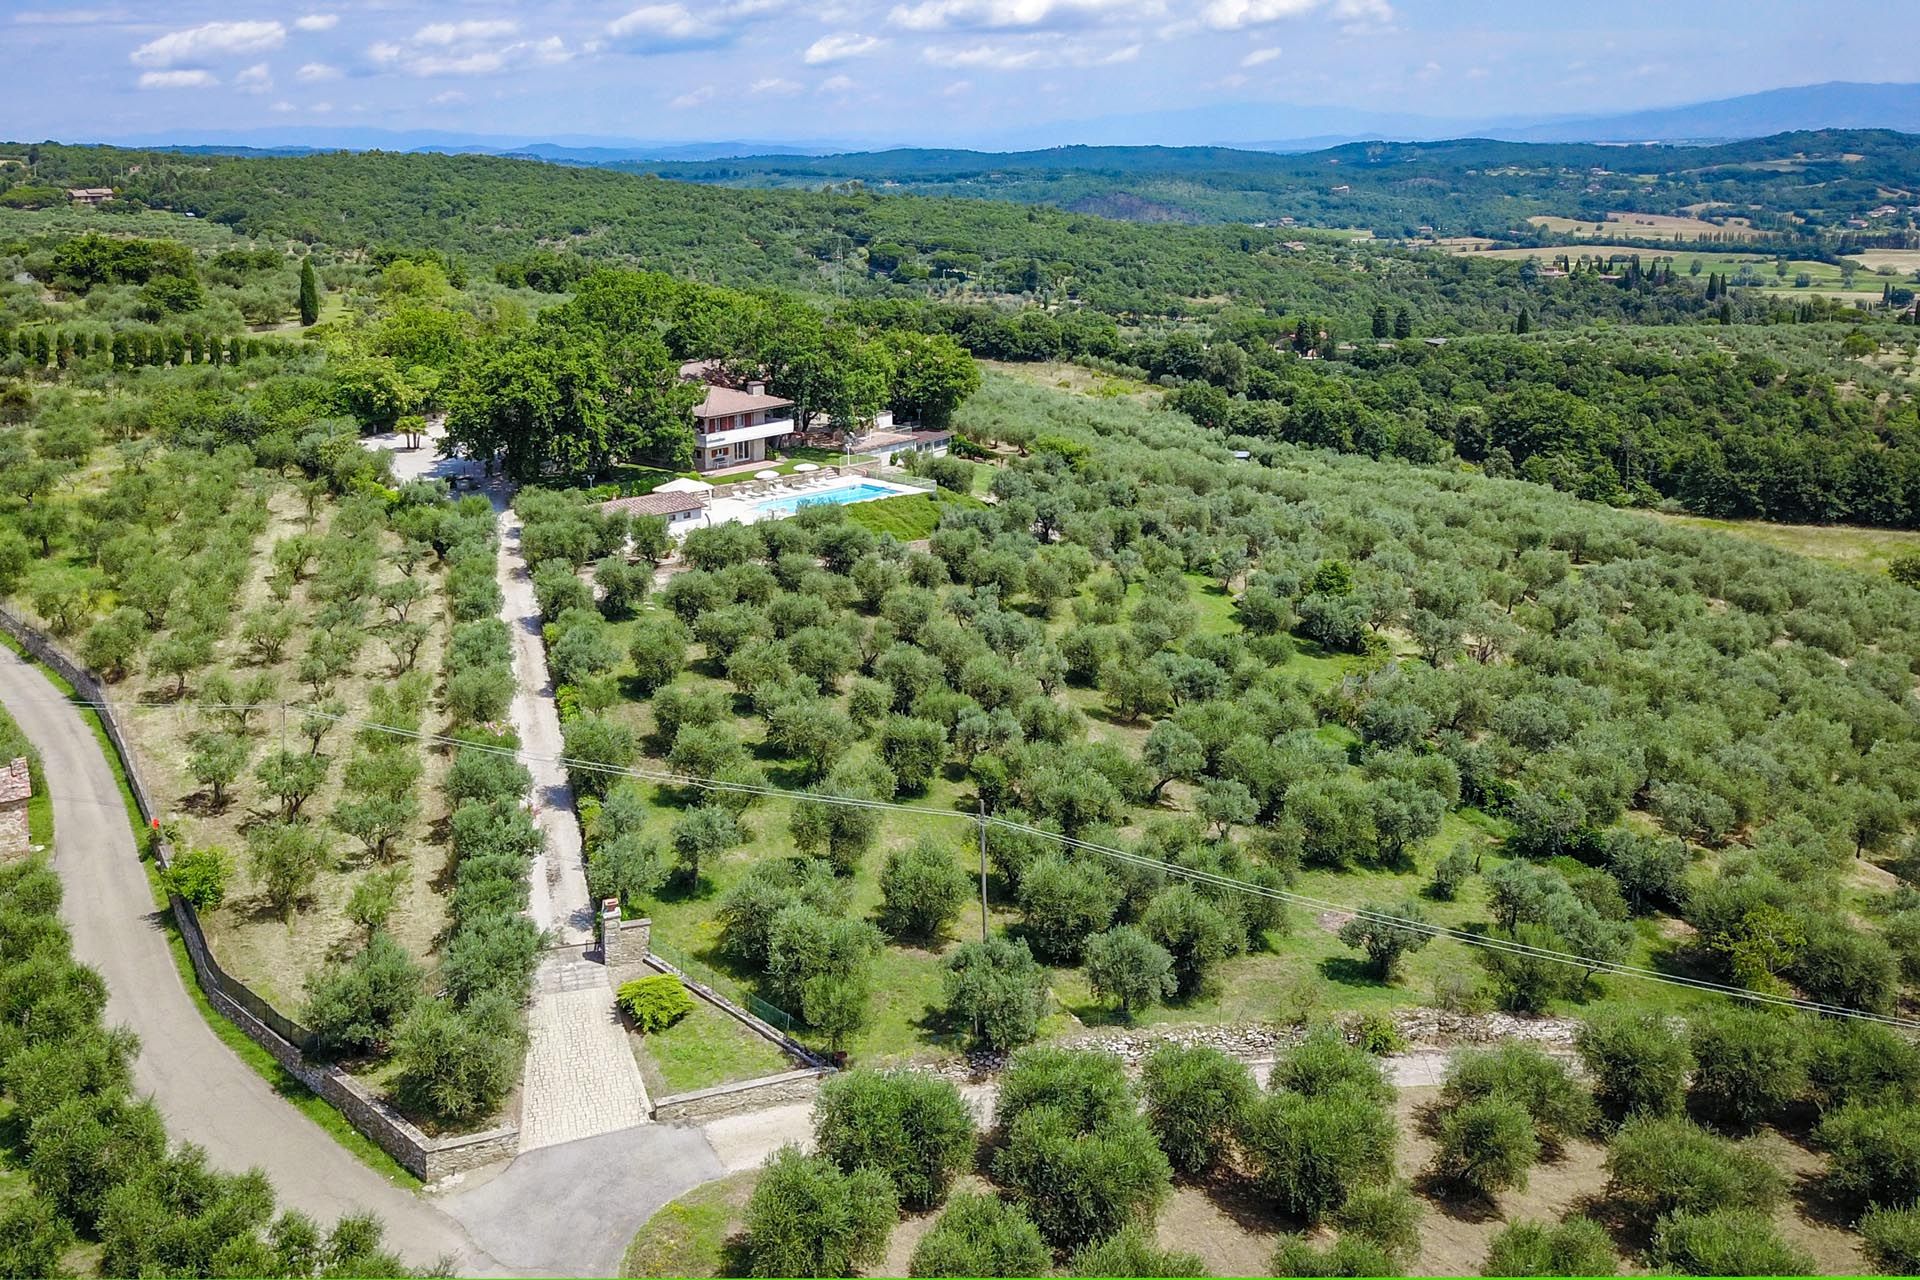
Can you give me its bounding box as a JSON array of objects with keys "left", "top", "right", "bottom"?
[
  {"left": 1646, "top": 510, "right": 1920, "bottom": 573},
  {"left": 621, "top": 1170, "right": 758, "bottom": 1279},
  {"left": 632, "top": 1000, "right": 798, "bottom": 1097}
]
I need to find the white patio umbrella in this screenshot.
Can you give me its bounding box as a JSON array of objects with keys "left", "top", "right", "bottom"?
[
  {"left": 656, "top": 477, "right": 714, "bottom": 494},
  {"left": 755, "top": 469, "right": 781, "bottom": 481},
  {"left": 792, "top": 462, "right": 820, "bottom": 473}
]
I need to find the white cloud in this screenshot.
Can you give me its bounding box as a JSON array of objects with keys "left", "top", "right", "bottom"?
[
  {"left": 942, "top": 78, "right": 972, "bottom": 94},
  {"left": 430, "top": 90, "right": 468, "bottom": 104},
  {"left": 235, "top": 62, "right": 272, "bottom": 91},
  {"left": 805, "top": 32, "right": 882, "bottom": 63},
  {"left": 1199, "top": 0, "right": 1318, "bottom": 30},
  {"left": 668, "top": 84, "right": 715, "bottom": 108},
  {"left": 310, "top": 101, "right": 333, "bottom": 113},
  {"left": 296, "top": 61, "right": 341, "bottom": 82},
  {"left": 1240, "top": 45, "right": 1281, "bottom": 66},
  {"left": 271, "top": 99, "right": 296, "bottom": 112},
  {"left": 818, "top": 73, "right": 857, "bottom": 93},
  {"left": 921, "top": 35, "right": 1135, "bottom": 68},
  {"left": 368, "top": 24, "right": 569, "bottom": 77},
  {"left": 138, "top": 68, "right": 219, "bottom": 88},
  {"left": 922, "top": 42, "right": 1044, "bottom": 68},
  {"left": 414, "top": 19, "right": 518, "bottom": 46},
  {"left": 293, "top": 13, "right": 338, "bottom": 33},
  {"left": 750, "top": 76, "right": 803, "bottom": 94},
  {"left": 131, "top": 20, "right": 284, "bottom": 68},
  {"left": 888, "top": 0, "right": 1157, "bottom": 31},
  {"left": 607, "top": 1, "right": 780, "bottom": 49}
]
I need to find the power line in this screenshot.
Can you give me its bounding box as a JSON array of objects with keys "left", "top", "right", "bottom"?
[{"left": 29, "top": 690, "right": 1920, "bottom": 1032}]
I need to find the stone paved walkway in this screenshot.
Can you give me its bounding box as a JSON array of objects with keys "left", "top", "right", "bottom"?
[
  {"left": 517, "top": 950, "right": 651, "bottom": 1153},
  {"left": 495, "top": 503, "right": 594, "bottom": 946}
]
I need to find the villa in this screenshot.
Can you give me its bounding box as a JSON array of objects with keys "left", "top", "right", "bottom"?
[{"left": 682, "top": 360, "right": 796, "bottom": 473}]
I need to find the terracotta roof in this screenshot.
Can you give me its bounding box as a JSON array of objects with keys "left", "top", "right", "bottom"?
[
  {"left": 599, "top": 492, "right": 706, "bottom": 518},
  {"left": 693, "top": 384, "right": 793, "bottom": 419},
  {"left": 0, "top": 757, "right": 30, "bottom": 806}
]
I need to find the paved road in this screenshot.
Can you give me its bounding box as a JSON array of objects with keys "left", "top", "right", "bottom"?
[
  {"left": 0, "top": 644, "right": 508, "bottom": 1276},
  {"left": 440, "top": 1123, "right": 724, "bottom": 1278}
]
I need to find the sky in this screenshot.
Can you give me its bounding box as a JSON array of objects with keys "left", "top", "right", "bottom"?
[{"left": 4, "top": 0, "right": 1918, "bottom": 148}]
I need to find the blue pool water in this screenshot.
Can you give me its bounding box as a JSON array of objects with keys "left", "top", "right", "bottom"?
[{"left": 753, "top": 482, "right": 903, "bottom": 515}]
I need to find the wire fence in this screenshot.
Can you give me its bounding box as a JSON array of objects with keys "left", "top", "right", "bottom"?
[{"left": 648, "top": 938, "right": 807, "bottom": 1041}]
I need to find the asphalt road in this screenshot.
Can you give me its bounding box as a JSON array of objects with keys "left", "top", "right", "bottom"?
[{"left": 0, "top": 643, "right": 506, "bottom": 1276}]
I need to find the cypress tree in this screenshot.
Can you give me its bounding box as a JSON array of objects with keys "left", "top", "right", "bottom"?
[{"left": 298, "top": 257, "right": 320, "bottom": 326}]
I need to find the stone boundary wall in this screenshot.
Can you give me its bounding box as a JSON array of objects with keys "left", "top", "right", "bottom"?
[
  {"left": 0, "top": 605, "right": 516, "bottom": 1181},
  {"left": 650, "top": 1067, "right": 831, "bottom": 1125}
]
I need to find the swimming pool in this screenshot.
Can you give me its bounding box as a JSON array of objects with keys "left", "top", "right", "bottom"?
[{"left": 752, "top": 481, "right": 908, "bottom": 516}]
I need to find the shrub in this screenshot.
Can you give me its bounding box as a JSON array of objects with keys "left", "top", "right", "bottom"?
[
  {"left": 561, "top": 714, "right": 636, "bottom": 798},
  {"left": 878, "top": 838, "right": 970, "bottom": 942},
  {"left": 440, "top": 910, "right": 541, "bottom": 1005},
  {"left": 1271, "top": 1025, "right": 1392, "bottom": 1104},
  {"left": 392, "top": 989, "right": 524, "bottom": 1124},
  {"left": 943, "top": 937, "right": 1048, "bottom": 1051},
  {"left": 1433, "top": 1095, "right": 1538, "bottom": 1198},
  {"left": 1806, "top": 1019, "right": 1920, "bottom": 1112},
  {"left": 302, "top": 931, "right": 425, "bottom": 1057},
  {"left": 1270, "top": 1235, "right": 1400, "bottom": 1277},
  {"left": 1687, "top": 1007, "right": 1809, "bottom": 1126},
  {"left": 1816, "top": 1101, "right": 1920, "bottom": 1210},
  {"left": 1480, "top": 1216, "right": 1616, "bottom": 1277},
  {"left": 1604, "top": 1116, "right": 1783, "bottom": 1225},
  {"left": 1085, "top": 925, "right": 1177, "bottom": 1018},
  {"left": 997, "top": 1047, "right": 1134, "bottom": 1134},
  {"left": 163, "top": 845, "right": 230, "bottom": 909},
  {"left": 1428, "top": 842, "right": 1475, "bottom": 901},
  {"left": 1336, "top": 902, "right": 1432, "bottom": 981},
  {"left": 1650, "top": 1209, "right": 1815, "bottom": 1277},
  {"left": 992, "top": 1105, "right": 1171, "bottom": 1251},
  {"left": 1351, "top": 1011, "right": 1406, "bottom": 1055},
  {"left": 878, "top": 715, "right": 949, "bottom": 794},
  {"left": 1140, "top": 884, "right": 1238, "bottom": 996},
  {"left": 744, "top": 1146, "right": 897, "bottom": 1279},
  {"left": 1240, "top": 1086, "right": 1397, "bottom": 1220},
  {"left": 908, "top": 1192, "right": 1049, "bottom": 1279},
  {"left": 1016, "top": 854, "right": 1118, "bottom": 964},
  {"left": 1440, "top": 1042, "right": 1595, "bottom": 1148},
  {"left": 617, "top": 975, "right": 696, "bottom": 1033},
  {"left": 1862, "top": 1204, "right": 1920, "bottom": 1276},
  {"left": 1574, "top": 1010, "right": 1691, "bottom": 1120},
  {"left": 1067, "top": 1224, "right": 1209, "bottom": 1277},
  {"left": 813, "top": 1070, "right": 975, "bottom": 1211},
  {"left": 1332, "top": 1181, "right": 1422, "bottom": 1264},
  {"left": 0, "top": 1193, "right": 75, "bottom": 1280},
  {"left": 1141, "top": 1042, "right": 1256, "bottom": 1175}
]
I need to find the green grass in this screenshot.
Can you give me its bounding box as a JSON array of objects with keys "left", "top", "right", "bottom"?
[
  {"left": 1648, "top": 511, "right": 1920, "bottom": 574},
  {"left": 635, "top": 1001, "right": 796, "bottom": 1095},
  {"left": 621, "top": 1170, "right": 758, "bottom": 1279},
  {"left": 0, "top": 631, "right": 420, "bottom": 1189}
]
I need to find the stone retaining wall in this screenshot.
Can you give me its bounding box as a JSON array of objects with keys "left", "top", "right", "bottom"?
[
  {"left": 651, "top": 1068, "right": 831, "bottom": 1124},
  {"left": 0, "top": 606, "right": 517, "bottom": 1182}
]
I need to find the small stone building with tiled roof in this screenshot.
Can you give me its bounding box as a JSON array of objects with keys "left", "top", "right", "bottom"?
[
  {"left": 598, "top": 490, "right": 707, "bottom": 527},
  {"left": 0, "top": 757, "right": 32, "bottom": 859}
]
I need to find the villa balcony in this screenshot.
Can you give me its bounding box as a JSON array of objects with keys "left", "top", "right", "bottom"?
[{"left": 695, "top": 416, "right": 795, "bottom": 449}]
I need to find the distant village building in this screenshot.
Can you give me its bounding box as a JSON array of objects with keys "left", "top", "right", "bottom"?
[
  {"left": 0, "top": 757, "right": 32, "bottom": 859},
  {"left": 66, "top": 187, "right": 114, "bottom": 206}
]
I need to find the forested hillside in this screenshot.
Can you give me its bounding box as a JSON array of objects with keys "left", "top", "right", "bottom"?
[{"left": 628, "top": 130, "right": 1920, "bottom": 241}]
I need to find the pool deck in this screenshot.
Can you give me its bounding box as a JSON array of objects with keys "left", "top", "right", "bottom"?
[{"left": 701, "top": 475, "right": 928, "bottom": 527}]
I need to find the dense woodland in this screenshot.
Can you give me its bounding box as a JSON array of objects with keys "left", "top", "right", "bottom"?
[{"left": 632, "top": 130, "right": 1920, "bottom": 242}]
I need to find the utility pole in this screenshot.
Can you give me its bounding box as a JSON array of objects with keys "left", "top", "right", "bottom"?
[{"left": 977, "top": 798, "right": 989, "bottom": 943}]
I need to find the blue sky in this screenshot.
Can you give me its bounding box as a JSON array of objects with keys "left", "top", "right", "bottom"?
[{"left": 4, "top": 1, "right": 1916, "bottom": 146}]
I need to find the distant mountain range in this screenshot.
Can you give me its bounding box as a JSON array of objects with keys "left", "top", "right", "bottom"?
[{"left": 92, "top": 80, "right": 1920, "bottom": 160}]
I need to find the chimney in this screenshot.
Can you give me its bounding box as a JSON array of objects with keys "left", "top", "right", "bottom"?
[{"left": 748, "top": 380, "right": 766, "bottom": 396}]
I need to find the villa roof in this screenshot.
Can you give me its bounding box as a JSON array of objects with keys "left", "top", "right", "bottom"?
[
  {"left": 599, "top": 491, "right": 706, "bottom": 518},
  {"left": 693, "top": 384, "right": 793, "bottom": 419}
]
